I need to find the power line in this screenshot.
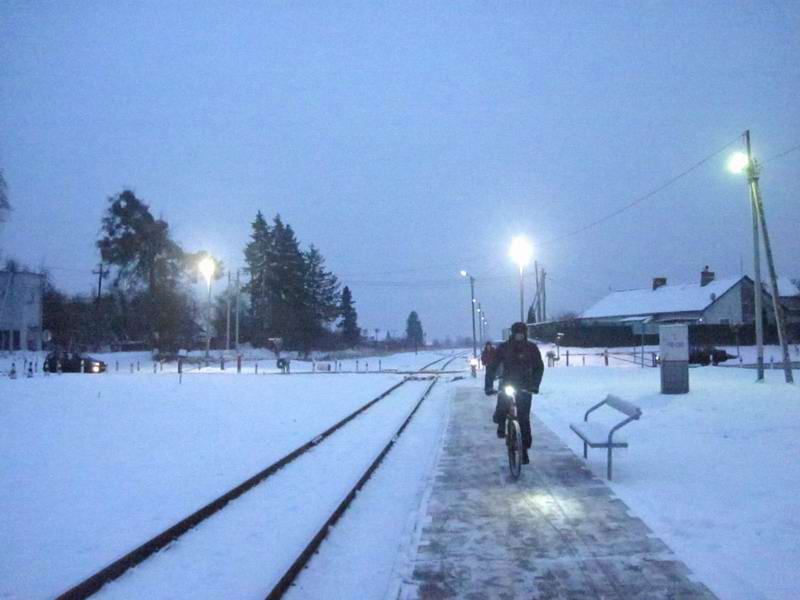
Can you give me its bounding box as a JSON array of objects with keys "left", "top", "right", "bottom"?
[
  {"left": 535, "top": 134, "right": 743, "bottom": 248},
  {"left": 764, "top": 141, "right": 800, "bottom": 164}
]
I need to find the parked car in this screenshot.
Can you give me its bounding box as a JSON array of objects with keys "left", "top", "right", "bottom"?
[
  {"left": 689, "top": 346, "right": 736, "bottom": 366},
  {"left": 44, "top": 351, "right": 107, "bottom": 373}
]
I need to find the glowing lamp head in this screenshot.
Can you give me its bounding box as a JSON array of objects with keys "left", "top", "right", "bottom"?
[
  {"left": 460, "top": 270, "right": 468, "bottom": 277},
  {"left": 503, "top": 385, "right": 516, "bottom": 397},
  {"left": 727, "top": 152, "right": 749, "bottom": 174},
  {"left": 198, "top": 256, "right": 216, "bottom": 285},
  {"left": 509, "top": 235, "right": 533, "bottom": 268}
]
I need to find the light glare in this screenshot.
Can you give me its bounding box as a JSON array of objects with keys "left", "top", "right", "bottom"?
[
  {"left": 728, "top": 152, "right": 749, "bottom": 174},
  {"left": 199, "top": 256, "right": 216, "bottom": 284},
  {"left": 509, "top": 235, "right": 533, "bottom": 268}
]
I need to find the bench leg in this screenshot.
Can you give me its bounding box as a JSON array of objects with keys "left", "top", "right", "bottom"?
[
  {"left": 583, "top": 441, "right": 587, "bottom": 459},
  {"left": 607, "top": 447, "right": 613, "bottom": 480}
]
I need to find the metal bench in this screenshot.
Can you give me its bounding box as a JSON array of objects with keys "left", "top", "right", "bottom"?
[{"left": 569, "top": 394, "right": 642, "bottom": 480}]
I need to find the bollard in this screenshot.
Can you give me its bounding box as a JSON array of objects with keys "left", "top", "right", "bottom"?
[
  {"left": 130, "top": 363, "right": 134, "bottom": 373},
  {"left": 137, "top": 361, "right": 140, "bottom": 372},
  {"left": 160, "top": 361, "right": 163, "bottom": 372},
  {"left": 566, "top": 350, "right": 570, "bottom": 367},
  {"left": 604, "top": 350, "right": 609, "bottom": 366},
  {"left": 27, "top": 362, "right": 34, "bottom": 378},
  {"left": 9, "top": 362, "right": 17, "bottom": 379},
  {"left": 237, "top": 355, "right": 242, "bottom": 373},
  {"left": 770, "top": 356, "right": 774, "bottom": 370},
  {"left": 153, "top": 362, "right": 157, "bottom": 373},
  {"left": 178, "top": 358, "right": 183, "bottom": 383},
  {"left": 34, "top": 359, "right": 38, "bottom": 373},
  {"left": 255, "top": 362, "right": 259, "bottom": 375},
  {"left": 221, "top": 357, "right": 225, "bottom": 371},
  {"left": 366, "top": 361, "right": 369, "bottom": 371},
  {"left": 116, "top": 361, "right": 119, "bottom": 372},
  {"left": 582, "top": 355, "right": 586, "bottom": 366},
  {"left": 379, "top": 359, "right": 382, "bottom": 372}
]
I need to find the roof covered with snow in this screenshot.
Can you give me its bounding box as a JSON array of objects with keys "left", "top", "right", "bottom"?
[{"left": 581, "top": 276, "right": 744, "bottom": 319}]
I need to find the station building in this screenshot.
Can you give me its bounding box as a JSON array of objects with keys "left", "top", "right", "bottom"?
[
  {"left": 578, "top": 267, "right": 799, "bottom": 334},
  {"left": 0, "top": 269, "right": 44, "bottom": 352}
]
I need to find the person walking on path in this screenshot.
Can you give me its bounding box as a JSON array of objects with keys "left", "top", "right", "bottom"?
[
  {"left": 484, "top": 322, "right": 544, "bottom": 464},
  {"left": 480, "top": 341, "right": 496, "bottom": 368}
]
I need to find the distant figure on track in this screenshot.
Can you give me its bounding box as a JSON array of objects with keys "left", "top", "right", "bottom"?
[
  {"left": 484, "top": 322, "right": 544, "bottom": 464},
  {"left": 480, "top": 342, "right": 496, "bottom": 368}
]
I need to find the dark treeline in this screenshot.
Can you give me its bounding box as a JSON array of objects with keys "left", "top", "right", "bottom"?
[{"left": 42, "top": 190, "right": 364, "bottom": 353}]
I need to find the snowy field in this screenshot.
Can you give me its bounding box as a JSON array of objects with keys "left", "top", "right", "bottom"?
[
  {"left": 0, "top": 350, "right": 466, "bottom": 599},
  {"left": 2, "top": 347, "right": 798, "bottom": 599},
  {"left": 529, "top": 362, "right": 800, "bottom": 600}
]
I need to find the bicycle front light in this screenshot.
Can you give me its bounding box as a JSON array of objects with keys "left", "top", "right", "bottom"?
[{"left": 503, "top": 385, "right": 516, "bottom": 397}]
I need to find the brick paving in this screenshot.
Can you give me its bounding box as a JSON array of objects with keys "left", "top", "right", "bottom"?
[{"left": 399, "top": 386, "right": 717, "bottom": 600}]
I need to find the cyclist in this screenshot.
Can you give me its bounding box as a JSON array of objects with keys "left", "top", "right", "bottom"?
[{"left": 484, "top": 322, "right": 544, "bottom": 464}]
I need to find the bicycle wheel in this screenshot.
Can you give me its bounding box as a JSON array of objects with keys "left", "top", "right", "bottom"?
[{"left": 507, "top": 419, "right": 523, "bottom": 479}]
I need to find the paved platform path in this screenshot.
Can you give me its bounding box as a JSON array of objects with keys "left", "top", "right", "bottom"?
[{"left": 399, "top": 386, "right": 717, "bottom": 599}]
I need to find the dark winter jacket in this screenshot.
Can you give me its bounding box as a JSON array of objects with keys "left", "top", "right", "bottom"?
[
  {"left": 485, "top": 339, "right": 544, "bottom": 393},
  {"left": 480, "top": 344, "right": 496, "bottom": 367}
]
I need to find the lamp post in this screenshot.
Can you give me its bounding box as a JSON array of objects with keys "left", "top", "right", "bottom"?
[
  {"left": 198, "top": 256, "right": 216, "bottom": 360},
  {"left": 509, "top": 236, "right": 533, "bottom": 322},
  {"left": 460, "top": 270, "right": 477, "bottom": 359},
  {"left": 729, "top": 131, "right": 794, "bottom": 383},
  {"left": 477, "top": 303, "right": 484, "bottom": 347}
]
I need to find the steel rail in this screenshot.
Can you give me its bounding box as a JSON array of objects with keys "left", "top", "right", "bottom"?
[
  {"left": 265, "top": 353, "right": 463, "bottom": 599},
  {"left": 56, "top": 354, "right": 452, "bottom": 599}
]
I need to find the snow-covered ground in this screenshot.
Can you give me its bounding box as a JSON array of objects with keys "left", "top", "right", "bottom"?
[
  {"left": 2, "top": 347, "right": 798, "bottom": 599},
  {"left": 0, "top": 347, "right": 457, "bottom": 377},
  {"left": 0, "top": 350, "right": 467, "bottom": 599},
  {"left": 530, "top": 364, "right": 800, "bottom": 600}
]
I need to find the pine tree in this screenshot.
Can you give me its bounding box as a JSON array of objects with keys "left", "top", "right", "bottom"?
[
  {"left": 299, "top": 245, "right": 341, "bottom": 351},
  {"left": 406, "top": 311, "right": 424, "bottom": 349},
  {"left": 338, "top": 286, "right": 360, "bottom": 347},
  {"left": 0, "top": 169, "right": 10, "bottom": 224},
  {"left": 243, "top": 211, "right": 274, "bottom": 346},
  {"left": 270, "top": 216, "right": 307, "bottom": 345}
]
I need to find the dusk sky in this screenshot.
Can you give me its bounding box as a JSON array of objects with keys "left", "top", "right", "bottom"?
[{"left": 2, "top": 2, "right": 798, "bottom": 341}]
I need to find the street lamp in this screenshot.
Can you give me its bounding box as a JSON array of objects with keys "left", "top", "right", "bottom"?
[
  {"left": 509, "top": 235, "right": 533, "bottom": 322},
  {"left": 198, "top": 256, "right": 216, "bottom": 360},
  {"left": 460, "top": 270, "right": 477, "bottom": 359},
  {"left": 728, "top": 131, "right": 794, "bottom": 383}
]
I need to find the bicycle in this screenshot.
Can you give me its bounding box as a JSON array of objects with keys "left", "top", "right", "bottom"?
[{"left": 487, "top": 384, "right": 531, "bottom": 479}]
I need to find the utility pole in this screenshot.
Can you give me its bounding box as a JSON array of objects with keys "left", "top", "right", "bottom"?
[
  {"left": 477, "top": 302, "right": 484, "bottom": 347},
  {"left": 745, "top": 131, "right": 765, "bottom": 381},
  {"left": 226, "top": 271, "right": 231, "bottom": 351},
  {"left": 534, "top": 261, "right": 540, "bottom": 323},
  {"left": 234, "top": 269, "right": 241, "bottom": 351},
  {"left": 461, "top": 272, "right": 477, "bottom": 359},
  {"left": 92, "top": 263, "right": 109, "bottom": 301},
  {"left": 541, "top": 269, "right": 547, "bottom": 322},
  {"left": 746, "top": 131, "right": 793, "bottom": 383}
]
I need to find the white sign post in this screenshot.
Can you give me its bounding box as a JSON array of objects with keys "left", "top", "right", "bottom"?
[{"left": 659, "top": 324, "right": 689, "bottom": 394}]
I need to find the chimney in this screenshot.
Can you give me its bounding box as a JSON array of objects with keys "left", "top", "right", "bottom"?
[
  {"left": 701, "top": 266, "right": 715, "bottom": 287},
  {"left": 652, "top": 277, "right": 667, "bottom": 290}
]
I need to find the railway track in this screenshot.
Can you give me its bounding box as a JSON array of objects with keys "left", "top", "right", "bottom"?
[{"left": 56, "top": 352, "right": 466, "bottom": 599}]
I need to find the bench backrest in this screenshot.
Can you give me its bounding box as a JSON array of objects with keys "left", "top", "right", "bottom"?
[{"left": 605, "top": 394, "right": 642, "bottom": 419}]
